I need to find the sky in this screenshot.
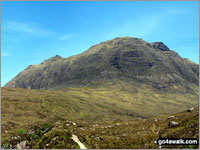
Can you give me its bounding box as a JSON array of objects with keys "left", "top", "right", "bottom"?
[{"left": 1, "top": 1, "right": 199, "bottom": 86}]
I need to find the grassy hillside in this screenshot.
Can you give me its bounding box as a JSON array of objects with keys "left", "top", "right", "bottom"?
[
  {"left": 2, "top": 103, "right": 199, "bottom": 149},
  {"left": 2, "top": 84, "right": 198, "bottom": 145}
]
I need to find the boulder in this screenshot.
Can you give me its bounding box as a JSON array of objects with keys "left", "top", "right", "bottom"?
[
  {"left": 187, "top": 107, "right": 194, "bottom": 112},
  {"left": 66, "top": 123, "right": 70, "bottom": 127},
  {"left": 168, "top": 115, "right": 175, "bottom": 119},
  {"left": 116, "top": 123, "right": 121, "bottom": 126},
  {"left": 15, "top": 141, "right": 26, "bottom": 149},
  {"left": 154, "top": 118, "right": 158, "bottom": 122},
  {"left": 168, "top": 121, "right": 178, "bottom": 127}
]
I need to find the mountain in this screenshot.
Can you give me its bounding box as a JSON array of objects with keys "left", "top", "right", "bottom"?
[
  {"left": 4, "top": 37, "right": 199, "bottom": 92},
  {"left": 2, "top": 37, "right": 199, "bottom": 149}
]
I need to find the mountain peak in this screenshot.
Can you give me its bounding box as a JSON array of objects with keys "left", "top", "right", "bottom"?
[
  {"left": 54, "top": 55, "right": 62, "bottom": 58},
  {"left": 112, "top": 36, "right": 143, "bottom": 42},
  {"left": 151, "top": 42, "right": 169, "bottom": 51},
  {"left": 45, "top": 55, "right": 63, "bottom": 62}
]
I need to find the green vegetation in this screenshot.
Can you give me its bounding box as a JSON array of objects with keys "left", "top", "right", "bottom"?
[
  {"left": 18, "top": 129, "right": 25, "bottom": 136},
  {"left": 79, "top": 112, "right": 89, "bottom": 119},
  {"left": 42, "top": 122, "right": 50, "bottom": 130},
  {"left": 31, "top": 133, "right": 38, "bottom": 141},
  {"left": 3, "top": 142, "right": 9, "bottom": 149},
  {"left": 36, "top": 128, "right": 42, "bottom": 136}
]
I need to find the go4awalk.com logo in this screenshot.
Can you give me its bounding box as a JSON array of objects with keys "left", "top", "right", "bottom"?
[{"left": 154, "top": 138, "right": 199, "bottom": 148}]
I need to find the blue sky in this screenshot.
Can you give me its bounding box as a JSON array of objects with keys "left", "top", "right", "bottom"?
[{"left": 1, "top": 1, "right": 199, "bottom": 86}]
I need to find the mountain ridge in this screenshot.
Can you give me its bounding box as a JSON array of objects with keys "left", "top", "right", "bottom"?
[{"left": 5, "top": 37, "right": 199, "bottom": 91}]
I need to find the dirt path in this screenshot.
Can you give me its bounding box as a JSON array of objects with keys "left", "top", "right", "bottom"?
[{"left": 72, "top": 134, "right": 87, "bottom": 149}]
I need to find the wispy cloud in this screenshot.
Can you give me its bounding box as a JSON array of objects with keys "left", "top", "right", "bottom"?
[
  {"left": 3, "top": 21, "right": 54, "bottom": 37},
  {"left": 2, "top": 52, "right": 11, "bottom": 57},
  {"left": 59, "top": 34, "right": 74, "bottom": 40}
]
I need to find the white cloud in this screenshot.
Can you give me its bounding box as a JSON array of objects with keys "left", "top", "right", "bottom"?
[
  {"left": 3, "top": 21, "right": 54, "bottom": 37},
  {"left": 59, "top": 34, "right": 74, "bottom": 40}
]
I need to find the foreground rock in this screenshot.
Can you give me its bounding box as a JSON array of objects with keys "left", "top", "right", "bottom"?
[
  {"left": 168, "top": 121, "right": 179, "bottom": 127},
  {"left": 71, "top": 134, "right": 87, "bottom": 149},
  {"left": 187, "top": 107, "right": 194, "bottom": 112},
  {"left": 167, "top": 115, "right": 175, "bottom": 119},
  {"left": 15, "top": 141, "right": 26, "bottom": 149}
]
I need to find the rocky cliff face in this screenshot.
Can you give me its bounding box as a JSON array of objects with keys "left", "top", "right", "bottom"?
[
  {"left": 151, "top": 42, "right": 170, "bottom": 51},
  {"left": 5, "top": 37, "right": 199, "bottom": 91}
]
